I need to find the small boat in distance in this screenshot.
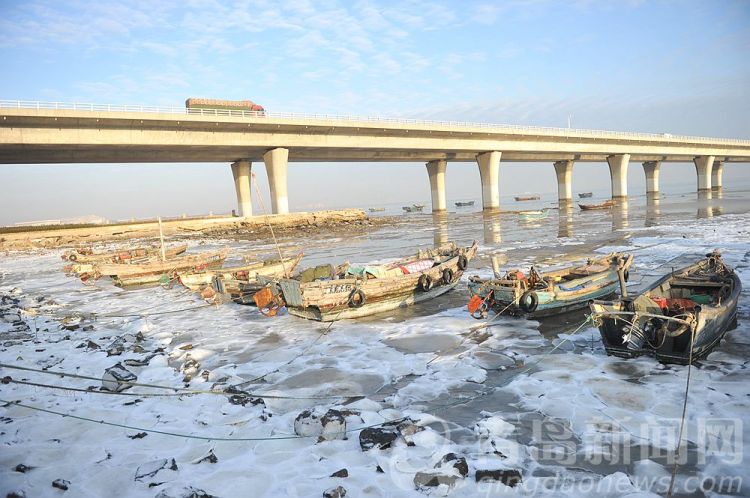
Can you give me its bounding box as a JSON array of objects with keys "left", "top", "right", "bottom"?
[
  {"left": 518, "top": 209, "right": 549, "bottom": 221},
  {"left": 468, "top": 253, "right": 632, "bottom": 318},
  {"left": 514, "top": 194, "right": 541, "bottom": 202},
  {"left": 579, "top": 200, "right": 615, "bottom": 211},
  {"left": 590, "top": 251, "right": 740, "bottom": 364},
  {"left": 257, "top": 242, "right": 478, "bottom": 321},
  {"left": 455, "top": 201, "right": 475, "bottom": 207},
  {"left": 402, "top": 204, "right": 425, "bottom": 213},
  {"left": 578, "top": 192, "right": 593, "bottom": 198},
  {"left": 368, "top": 207, "right": 385, "bottom": 212}
]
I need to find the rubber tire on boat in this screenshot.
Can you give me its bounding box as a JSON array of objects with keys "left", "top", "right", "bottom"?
[
  {"left": 442, "top": 268, "right": 454, "bottom": 285},
  {"left": 519, "top": 290, "right": 539, "bottom": 313},
  {"left": 457, "top": 255, "right": 468, "bottom": 271},
  {"left": 623, "top": 269, "right": 630, "bottom": 282},
  {"left": 418, "top": 274, "right": 433, "bottom": 292},
  {"left": 348, "top": 289, "right": 366, "bottom": 308},
  {"left": 68, "top": 254, "right": 77, "bottom": 261}
]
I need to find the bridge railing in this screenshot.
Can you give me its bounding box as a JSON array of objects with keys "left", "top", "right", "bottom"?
[{"left": 1, "top": 99, "right": 749, "bottom": 145}]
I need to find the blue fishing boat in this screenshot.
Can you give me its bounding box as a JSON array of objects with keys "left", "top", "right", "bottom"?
[{"left": 468, "top": 253, "right": 633, "bottom": 319}]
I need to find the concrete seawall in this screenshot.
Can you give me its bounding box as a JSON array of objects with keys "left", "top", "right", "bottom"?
[{"left": 0, "top": 209, "right": 370, "bottom": 251}]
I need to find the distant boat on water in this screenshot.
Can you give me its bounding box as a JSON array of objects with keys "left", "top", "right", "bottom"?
[
  {"left": 579, "top": 200, "right": 614, "bottom": 211},
  {"left": 455, "top": 201, "right": 475, "bottom": 207},
  {"left": 368, "top": 207, "right": 385, "bottom": 212},
  {"left": 514, "top": 194, "right": 540, "bottom": 202},
  {"left": 578, "top": 192, "right": 593, "bottom": 198},
  {"left": 402, "top": 204, "right": 425, "bottom": 213}
]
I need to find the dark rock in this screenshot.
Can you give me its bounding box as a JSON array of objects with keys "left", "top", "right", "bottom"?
[
  {"left": 106, "top": 338, "right": 126, "bottom": 356},
  {"left": 134, "top": 458, "right": 178, "bottom": 482},
  {"left": 228, "top": 393, "right": 264, "bottom": 407},
  {"left": 475, "top": 469, "right": 522, "bottom": 487},
  {"left": 330, "top": 468, "right": 348, "bottom": 478},
  {"left": 194, "top": 450, "right": 218, "bottom": 464},
  {"left": 14, "top": 464, "right": 31, "bottom": 473},
  {"left": 6, "top": 490, "right": 26, "bottom": 498},
  {"left": 52, "top": 479, "right": 70, "bottom": 490},
  {"left": 359, "top": 427, "right": 399, "bottom": 451},
  {"left": 83, "top": 325, "right": 95, "bottom": 332},
  {"left": 436, "top": 453, "right": 468, "bottom": 477},
  {"left": 323, "top": 486, "right": 346, "bottom": 498},
  {"left": 375, "top": 465, "right": 384, "bottom": 473},
  {"left": 154, "top": 486, "right": 217, "bottom": 498},
  {"left": 414, "top": 472, "right": 459, "bottom": 489},
  {"left": 293, "top": 409, "right": 346, "bottom": 441},
  {"left": 128, "top": 432, "right": 148, "bottom": 439},
  {"left": 102, "top": 363, "right": 137, "bottom": 392},
  {"left": 132, "top": 344, "right": 146, "bottom": 354}
]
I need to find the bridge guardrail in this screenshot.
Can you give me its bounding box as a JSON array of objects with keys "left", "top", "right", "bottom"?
[{"left": 1, "top": 99, "right": 749, "bottom": 146}]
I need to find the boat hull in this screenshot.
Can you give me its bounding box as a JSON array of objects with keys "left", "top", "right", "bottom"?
[{"left": 591, "top": 255, "right": 741, "bottom": 364}]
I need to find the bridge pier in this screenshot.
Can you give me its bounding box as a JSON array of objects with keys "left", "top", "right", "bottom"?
[
  {"left": 553, "top": 160, "right": 574, "bottom": 203},
  {"left": 425, "top": 159, "right": 447, "bottom": 212},
  {"left": 711, "top": 161, "right": 723, "bottom": 190},
  {"left": 693, "top": 155, "right": 714, "bottom": 191},
  {"left": 231, "top": 160, "right": 252, "bottom": 217},
  {"left": 642, "top": 160, "right": 660, "bottom": 195},
  {"left": 476, "top": 151, "right": 501, "bottom": 210},
  {"left": 607, "top": 154, "right": 630, "bottom": 198},
  {"left": 263, "top": 148, "right": 290, "bottom": 214}
]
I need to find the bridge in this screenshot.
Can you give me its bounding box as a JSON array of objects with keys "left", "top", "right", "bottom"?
[{"left": 1, "top": 100, "right": 749, "bottom": 216}]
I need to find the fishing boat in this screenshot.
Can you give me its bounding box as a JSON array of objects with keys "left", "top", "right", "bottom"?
[
  {"left": 64, "top": 245, "right": 190, "bottom": 276},
  {"left": 256, "top": 242, "right": 478, "bottom": 321},
  {"left": 368, "top": 207, "right": 385, "bottom": 212},
  {"left": 467, "top": 253, "right": 633, "bottom": 319},
  {"left": 518, "top": 209, "right": 550, "bottom": 221},
  {"left": 62, "top": 244, "right": 188, "bottom": 263},
  {"left": 85, "top": 249, "right": 229, "bottom": 287},
  {"left": 579, "top": 200, "right": 614, "bottom": 210},
  {"left": 179, "top": 252, "right": 304, "bottom": 291},
  {"left": 402, "top": 204, "right": 425, "bottom": 213},
  {"left": 590, "top": 251, "right": 740, "bottom": 364},
  {"left": 514, "top": 194, "right": 540, "bottom": 202},
  {"left": 455, "top": 201, "right": 475, "bottom": 207},
  {"left": 578, "top": 192, "right": 593, "bottom": 198}
]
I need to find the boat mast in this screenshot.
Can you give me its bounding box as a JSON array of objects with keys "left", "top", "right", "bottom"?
[{"left": 158, "top": 216, "right": 166, "bottom": 262}]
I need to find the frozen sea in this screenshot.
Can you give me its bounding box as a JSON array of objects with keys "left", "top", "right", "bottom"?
[{"left": 1, "top": 188, "right": 749, "bottom": 498}]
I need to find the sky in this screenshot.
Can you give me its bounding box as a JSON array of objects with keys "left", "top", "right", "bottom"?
[{"left": 0, "top": 0, "right": 749, "bottom": 223}]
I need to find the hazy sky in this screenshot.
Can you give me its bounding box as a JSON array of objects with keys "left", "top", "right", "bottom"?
[{"left": 1, "top": 0, "right": 748, "bottom": 223}]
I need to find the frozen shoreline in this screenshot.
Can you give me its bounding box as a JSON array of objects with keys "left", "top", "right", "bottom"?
[{"left": 1, "top": 197, "right": 749, "bottom": 497}]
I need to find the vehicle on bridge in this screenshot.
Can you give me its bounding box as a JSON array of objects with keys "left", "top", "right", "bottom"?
[{"left": 185, "top": 98, "right": 265, "bottom": 115}]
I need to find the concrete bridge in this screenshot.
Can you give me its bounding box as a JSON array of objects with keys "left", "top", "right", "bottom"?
[{"left": 1, "top": 100, "right": 749, "bottom": 215}]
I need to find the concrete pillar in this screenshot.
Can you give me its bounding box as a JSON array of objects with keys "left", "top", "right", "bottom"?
[
  {"left": 693, "top": 155, "right": 714, "bottom": 191},
  {"left": 425, "top": 159, "right": 447, "bottom": 212},
  {"left": 263, "top": 148, "right": 290, "bottom": 214},
  {"left": 231, "top": 160, "right": 252, "bottom": 217},
  {"left": 476, "top": 151, "right": 501, "bottom": 210},
  {"left": 642, "top": 161, "right": 660, "bottom": 194},
  {"left": 711, "top": 161, "right": 723, "bottom": 190},
  {"left": 553, "top": 160, "right": 574, "bottom": 203},
  {"left": 607, "top": 154, "right": 630, "bottom": 198}
]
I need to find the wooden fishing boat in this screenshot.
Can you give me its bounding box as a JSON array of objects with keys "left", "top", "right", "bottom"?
[
  {"left": 579, "top": 200, "right": 614, "bottom": 210},
  {"left": 468, "top": 253, "right": 633, "bottom": 319},
  {"left": 514, "top": 194, "right": 540, "bottom": 202},
  {"left": 518, "top": 209, "right": 550, "bottom": 221},
  {"left": 402, "top": 204, "right": 425, "bottom": 213},
  {"left": 590, "top": 251, "right": 740, "bottom": 364},
  {"left": 578, "top": 192, "right": 593, "bottom": 198},
  {"left": 257, "top": 242, "right": 478, "bottom": 321},
  {"left": 65, "top": 245, "right": 190, "bottom": 276},
  {"left": 63, "top": 244, "right": 188, "bottom": 263},
  {"left": 455, "top": 201, "right": 475, "bottom": 207},
  {"left": 87, "top": 249, "right": 229, "bottom": 287},
  {"left": 179, "top": 252, "right": 304, "bottom": 291},
  {"left": 368, "top": 207, "right": 386, "bottom": 212}
]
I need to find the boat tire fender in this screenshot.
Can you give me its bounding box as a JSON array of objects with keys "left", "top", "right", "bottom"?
[
  {"left": 457, "top": 255, "right": 468, "bottom": 271},
  {"left": 348, "top": 289, "right": 366, "bottom": 308},
  {"left": 418, "top": 274, "right": 433, "bottom": 292},
  {"left": 623, "top": 269, "right": 630, "bottom": 282},
  {"left": 442, "top": 268, "right": 454, "bottom": 285},
  {"left": 68, "top": 254, "right": 77, "bottom": 261},
  {"left": 519, "top": 290, "right": 538, "bottom": 313}
]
